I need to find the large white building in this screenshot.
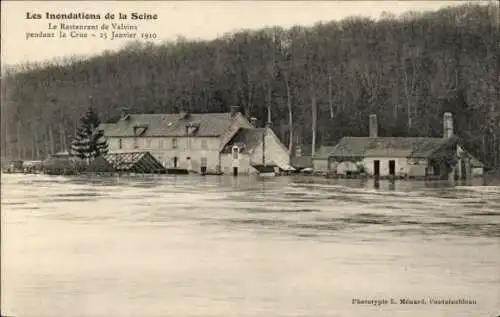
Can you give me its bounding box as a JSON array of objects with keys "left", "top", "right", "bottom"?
[{"left": 100, "top": 107, "right": 292, "bottom": 175}]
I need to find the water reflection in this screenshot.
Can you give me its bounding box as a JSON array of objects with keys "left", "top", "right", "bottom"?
[
  {"left": 5, "top": 174, "right": 499, "bottom": 238},
  {"left": 1, "top": 173, "right": 500, "bottom": 317}
]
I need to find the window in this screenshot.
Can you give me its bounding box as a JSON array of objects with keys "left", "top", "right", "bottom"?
[
  {"left": 159, "top": 139, "right": 164, "bottom": 148},
  {"left": 201, "top": 157, "right": 207, "bottom": 167},
  {"left": 146, "top": 139, "right": 152, "bottom": 148},
  {"left": 172, "top": 138, "right": 177, "bottom": 149},
  {"left": 133, "top": 138, "right": 138, "bottom": 149},
  {"left": 118, "top": 138, "right": 123, "bottom": 149},
  {"left": 201, "top": 139, "right": 208, "bottom": 150},
  {"left": 232, "top": 146, "right": 239, "bottom": 160}
]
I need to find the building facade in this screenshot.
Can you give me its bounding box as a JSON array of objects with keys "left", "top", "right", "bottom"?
[
  {"left": 100, "top": 108, "right": 292, "bottom": 175},
  {"left": 220, "top": 125, "right": 293, "bottom": 175},
  {"left": 327, "top": 113, "right": 485, "bottom": 179}
]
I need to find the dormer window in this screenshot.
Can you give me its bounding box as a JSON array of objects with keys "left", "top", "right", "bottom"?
[
  {"left": 133, "top": 124, "right": 148, "bottom": 136},
  {"left": 185, "top": 122, "right": 200, "bottom": 135}
]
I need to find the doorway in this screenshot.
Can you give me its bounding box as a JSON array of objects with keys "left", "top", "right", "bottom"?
[
  {"left": 200, "top": 157, "right": 207, "bottom": 175},
  {"left": 389, "top": 160, "right": 396, "bottom": 176},
  {"left": 173, "top": 156, "right": 178, "bottom": 168},
  {"left": 461, "top": 159, "right": 467, "bottom": 180},
  {"left": 233, "top": 167, "right": 238, "bottom": 176},
  {"left": 373, "top": 160, "right": 380, "bottom": 177}
]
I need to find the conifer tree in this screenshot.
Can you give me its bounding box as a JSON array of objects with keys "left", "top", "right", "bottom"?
[{"left": 70, "top": 106, "right": 108, "bottom": 162}]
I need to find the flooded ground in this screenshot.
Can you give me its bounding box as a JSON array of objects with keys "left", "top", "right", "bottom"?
[{"left": 1, "top": 174, "right": 499, "bottom": 317}]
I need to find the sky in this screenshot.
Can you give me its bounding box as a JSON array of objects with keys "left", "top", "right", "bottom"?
[{"left": 1, "top": 1, "right": 469, "bottom": 66}]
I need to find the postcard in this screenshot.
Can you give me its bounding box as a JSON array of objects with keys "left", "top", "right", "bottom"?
[{"left": 1, "top": 1, "right": 499, "bottom": 316}]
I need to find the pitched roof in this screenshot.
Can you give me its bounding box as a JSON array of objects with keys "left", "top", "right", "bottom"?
[
  {"left": 329, "top": 137, "right": 458, "bottom": 159},
  {"left": 291, "top": 156, "right": 313, "bottom": 168},
  {"left": 100, "top": 112, "right": 240, "bottom": 137},
  {"left": 221, "top": 128, "right": 265, "bottom": 154},
  {"left": 470, "top": 156, "right": 485, "bottom": 168},
  {"left": 101, "top": 152, "right": 165, "bottom": 172},
  {"left": 313, "top": 145, "right": 337, "bottom": 159}
]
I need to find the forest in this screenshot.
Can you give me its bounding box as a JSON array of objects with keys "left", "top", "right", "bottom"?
[{"left": 1, "top": 2, "right": 499, "bottom": 170}]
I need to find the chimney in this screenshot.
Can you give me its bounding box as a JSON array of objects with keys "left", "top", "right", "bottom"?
[
  {"left": 443, "top": 112, "right": 453, "bottom": 138},
  {"left": 369, "top": 114, "right": 378, "bottom": 137},
  {"left": 120, "top": 106, "right": 130, "bottom": 120},
  {"left": 250, "top": 117, "right": 258, "bottom": 127},
  {"left": 178, "top": 105, "right": 190, "bottom": 119},
  {"left": 230, "top": 105, "right": 239, "bottom": 117}
]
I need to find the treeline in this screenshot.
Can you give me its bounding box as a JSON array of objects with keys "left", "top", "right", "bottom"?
[{"left": 1, "top": 3, "right": 499, "bottom": 169}]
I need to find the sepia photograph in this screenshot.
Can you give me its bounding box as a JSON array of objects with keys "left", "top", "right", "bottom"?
[{"left": 1, "top": 1, "right": 499, "bottom": 316}]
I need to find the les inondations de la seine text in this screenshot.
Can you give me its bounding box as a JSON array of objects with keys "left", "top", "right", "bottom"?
[{"left": 25, "top": 11, "right": 159, "bottom": 41}]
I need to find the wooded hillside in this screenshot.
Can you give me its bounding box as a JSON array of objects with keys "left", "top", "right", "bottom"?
[{"left": 1, "top": 3, "right": 499, "bottom": 169}]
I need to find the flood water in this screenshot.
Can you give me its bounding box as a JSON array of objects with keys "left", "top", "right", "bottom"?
[{"left": 1, "top": 174, "right": 499, "bottom": 317}]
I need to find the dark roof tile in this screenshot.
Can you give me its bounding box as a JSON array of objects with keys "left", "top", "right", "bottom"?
[
  {"left": 329, "top": 137, "right": 458, "bottom": 158},
  {"left": 101, "top": 112, "right": 239, "bottom": 137},
  {"left": 313, "top": 146, "right": 337, "bottom": 159},
  {"left": 222, "top": 128, "right": 265, "bottom": 153},
  {"left": 102, "top": 152, "right": 165, "bottom": 172}
]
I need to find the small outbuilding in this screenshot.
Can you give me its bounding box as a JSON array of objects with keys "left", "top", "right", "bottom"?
[
  {"left": 290, "top": 144, "right": 313, "bottom": 171},
  {"left": 42, "top": 152, "right": 87, "bottom": 175},
  {"left": 312, "top": 146, "right": 336, "bottom": 173},
  {"left": 87, "top": 152, "right": 166, "bottom": 174},
  {"left": 470, "top": 156, "right": 485, "bottom": 177},
  {"left": 327, "top": 113, "right": 485, "bottom": 180}
]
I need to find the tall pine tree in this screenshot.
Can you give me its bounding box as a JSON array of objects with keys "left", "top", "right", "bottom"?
[{"left": 70, "top": 106, "right": 108, "bottom": 163}]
